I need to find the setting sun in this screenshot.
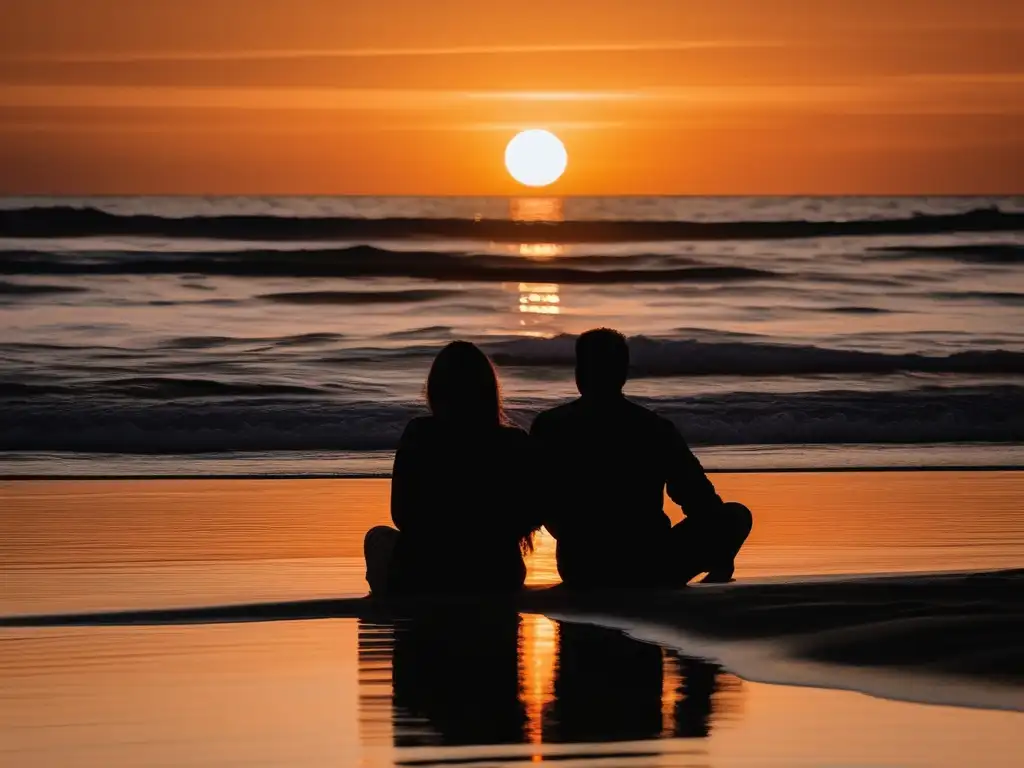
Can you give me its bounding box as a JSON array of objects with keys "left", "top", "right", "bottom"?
[{"left": 505, "top": 130, "right": 568, "bottom": 188}]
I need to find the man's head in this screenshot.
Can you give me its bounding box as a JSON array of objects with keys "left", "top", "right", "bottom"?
[{"left": 575, "top": 328, "right": 629, "bottom": 397}]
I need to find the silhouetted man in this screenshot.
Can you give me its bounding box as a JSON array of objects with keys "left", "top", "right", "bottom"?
[{"left": 531, "top": 328, "right": 753, "bottom": 587}]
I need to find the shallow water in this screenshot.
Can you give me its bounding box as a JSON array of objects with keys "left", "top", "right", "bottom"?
[{"left": 2, "top": 473, "right": 1023, "bottom": 766}]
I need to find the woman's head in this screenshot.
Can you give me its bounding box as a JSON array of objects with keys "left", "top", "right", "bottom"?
[{"left": 426, "top": 341, "right": 504, "bottom": 426}]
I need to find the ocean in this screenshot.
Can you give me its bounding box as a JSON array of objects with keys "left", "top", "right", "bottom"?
[{"left": 1, "top": 195, "right": 1023, "bottom": 476}]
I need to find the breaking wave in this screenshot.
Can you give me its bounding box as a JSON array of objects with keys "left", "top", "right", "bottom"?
[
  {"left": 483, "top": 335, "right": 1024, "bottom": 377},
  {"left": 1, "top": 387, "right": 1022, "bottom": 453}
]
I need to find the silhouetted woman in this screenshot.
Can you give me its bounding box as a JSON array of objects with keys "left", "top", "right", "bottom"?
[{"left": 364, "top": 341, "right": 541, "bottom": 595}]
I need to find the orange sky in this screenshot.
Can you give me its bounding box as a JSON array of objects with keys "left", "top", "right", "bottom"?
[{"left": 1, "top": 0, "right": 1021, "bottom": 195}]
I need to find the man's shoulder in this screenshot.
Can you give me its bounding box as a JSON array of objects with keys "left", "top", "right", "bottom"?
[
  {"left": 621, "top": 398, "right": 677, "bottom": 434},
  {"left": 530, "top": 400, "right": 583, "bottom": 432},
  {"left": 610, "top": 399, "right": 684, "bottom": 448},
  {"left": 532, "top": 397, "right": 672, "bottom": 431}
]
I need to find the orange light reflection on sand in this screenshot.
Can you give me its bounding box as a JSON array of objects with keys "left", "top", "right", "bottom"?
[
  {"left": 519, "top": 614, "right": 559, "bottom": 758},
  {"left": 661, "top": 652, "right": 683, "bottom": 738}
]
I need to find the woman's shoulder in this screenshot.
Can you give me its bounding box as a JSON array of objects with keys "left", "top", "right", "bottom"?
[
  {"left": 399, "top": 416, "right": 437, "bottom": 443},
  {"left": 402, "top": 417, "right": 528, "bottom": 445}
]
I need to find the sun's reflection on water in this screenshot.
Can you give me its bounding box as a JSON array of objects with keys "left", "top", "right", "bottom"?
[
  {"left": 509, "top": 197, "right": 564, "bottom": 223},
  {"left": 518, "top": 282, "right": 561, "bottom": 315},
  {"left": 518, "top": 243, "right": 564, "bottom": 259},
  {"left": 499, "top": 247, "right": 565, "bottom": 333}
]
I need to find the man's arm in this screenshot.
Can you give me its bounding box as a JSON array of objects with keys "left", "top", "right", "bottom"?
[{"left": 663, "top": 420, "right": 723, "bottom": 519}]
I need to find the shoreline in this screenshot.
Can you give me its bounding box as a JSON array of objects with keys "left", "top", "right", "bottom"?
[
  {"left": 3, "top": 569, "right": 1020, "bottom": 712},
  {"left": 5, "top": 464, "right": 1024, "bottom": 481},
  {"left": 5, "top": 442, "right": 1024, "bottom": 480}
]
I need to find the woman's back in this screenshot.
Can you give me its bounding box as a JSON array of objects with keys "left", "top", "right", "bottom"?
[
  {"left": 388, "top": 416, "right": 537, "bottom": 593},
  {"left": 363, "top": 340, "right": 540, "bottom": 596}
]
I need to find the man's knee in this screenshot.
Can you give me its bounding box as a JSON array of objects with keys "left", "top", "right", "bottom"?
[{"left": 723, "top": 502, "right": 753, "bottom": 537}]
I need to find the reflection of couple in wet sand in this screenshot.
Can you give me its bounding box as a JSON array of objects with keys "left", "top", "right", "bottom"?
[
  {"left": 364, "top": 327, "right": 753, "bottom": 595},
  {"left": 369, "top": 609, "right": 731, "bottom": 747}
]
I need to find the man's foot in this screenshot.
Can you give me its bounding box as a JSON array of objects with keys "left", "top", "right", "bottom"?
[{"left": 699, "top": 569, "right": 735, "bottom": 584}]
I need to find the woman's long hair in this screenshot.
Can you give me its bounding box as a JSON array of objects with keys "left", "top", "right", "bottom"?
[
  {"left": 425, "top": 342, "right": 536, "bottom": 553},
  {"left": 426, "top": 341, "right": 506, "bottom": 427}
]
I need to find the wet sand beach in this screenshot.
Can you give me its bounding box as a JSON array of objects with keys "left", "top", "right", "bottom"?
[{"left": 2, "top": 472, "right": 1023, "bottom": 766}]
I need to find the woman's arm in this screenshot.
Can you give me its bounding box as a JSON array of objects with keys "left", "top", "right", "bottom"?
[
  {"left": 390, "top": 420, "right": 426, "bottom": 532},
  {"left": 507, "top": 428, "right": 546, "bottom": 542}
]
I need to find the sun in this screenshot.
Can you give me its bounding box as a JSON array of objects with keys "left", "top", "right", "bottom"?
[{"left": 505, "top": 130, "right": 568, "bottom": 188}]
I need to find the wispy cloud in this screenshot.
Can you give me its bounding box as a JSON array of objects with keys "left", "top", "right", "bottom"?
[
  {"left": 892, "top": 73, "right": 1024, "bottom": 85},
  {"left": 3, "top": 76, "right": 1019, "bottom": 115},
  {"left": 0, "top": 39, "right": 786, "bottom": 64},
  {"left": 465, "top": 91, "right": 639, "bottom": 102},
  {"left": 0, "top": 85, "right": 655, "bottom": 111}
]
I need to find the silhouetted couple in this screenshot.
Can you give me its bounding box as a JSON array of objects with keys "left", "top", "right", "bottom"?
[{"left": 364, "top": 328, "right": 753, "bottom": 595}]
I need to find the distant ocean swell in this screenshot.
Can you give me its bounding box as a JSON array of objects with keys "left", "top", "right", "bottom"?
[
  {"left": 0, "top": 246, "right": 776, "bottom": 284},
  {"left": 2, "top": 243, "right": 1022, "bottom": 284},
  {"left": 4, "top": 337, "right": 1024, "bottom": 378},
  {"left": 2, "top": 387, "right": 1022, "bottom": 453},
  {"left": 1, "top": 204, "right": 1022, "bottom": 242}
]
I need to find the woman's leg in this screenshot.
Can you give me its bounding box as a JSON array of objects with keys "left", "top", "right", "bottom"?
[
  {"left": 364, "top": 526, "right": 400, "bottom": 595},
  {"left": 668, "top": 502, "right": 753, "bottom": 585}
]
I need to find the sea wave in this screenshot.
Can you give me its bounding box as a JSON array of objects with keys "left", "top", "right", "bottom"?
[
  {"left": 156, "top": 333, "right": 346, "bottom": 351},
  {"left": 1, "top": 387, "right": 1021, "bottom": 453},
  {"left": 928, "top": 291, "right": 1024, "bottom": 306},
  {"left": 483, "top": 335, "right": 1024, "bottom": 376},
  {"left": 0, "top": 280, "right": 87, "bottom": 295},
  {"left": 258, "top": 289, "right": 462, "bottom": 305},
  {"left": 0, "top": 378, "right": 325, "bottom": 399},
  {"left": 1, "top": 204, "right": 1021, "bottom": 242},
  {"left": 0, "top": 245, "right": 777, "bottom": 284},
  {"left": 4, "top": 336, "right": 1024, "bottom": 378},
  {"left": 872, "top": 243, "right": 1024, "bottom": 264}
]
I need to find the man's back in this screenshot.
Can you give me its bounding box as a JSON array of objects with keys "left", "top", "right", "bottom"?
[{"left": 531, "top": 395, "right": 722, "bottom": 584}]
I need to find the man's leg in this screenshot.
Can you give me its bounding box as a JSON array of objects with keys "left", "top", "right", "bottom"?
[
  {"left": 557, "top": 539, "right": 660, "bottom": 589},
  {"left": 668, "top": 502, "right": 753, "bottom": 585},
  {"left": 364, "top": 525, "right": 399, "bottom": 595}
]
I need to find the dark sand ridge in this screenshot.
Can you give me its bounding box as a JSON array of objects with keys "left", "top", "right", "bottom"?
[{"left": 3, "top": 569, "right": 1020, "bottom": 710}]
